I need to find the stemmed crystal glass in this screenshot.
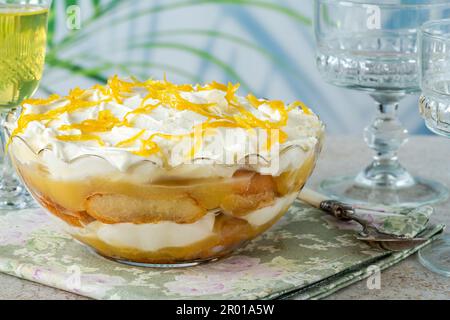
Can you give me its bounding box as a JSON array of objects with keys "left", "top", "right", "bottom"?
[
  {"left": 0, "top": 0, "right": 51, "bottom": 209},
  {"left": 315, "top": 0, "right": 450, "bottom": 207},
  {"left": 418, "top": 19, "right": 450, "bottom": 277}
]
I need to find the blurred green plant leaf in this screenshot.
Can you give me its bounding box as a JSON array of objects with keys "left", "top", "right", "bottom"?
[
  {"left": 129, "top": 42, "right": 251, "bottom": 90},
  {"left": 129, "top": 29, "right": 303, "bottom": 81},
  {"left": 45, "top": 0, "right": 311, "bottom": 91},
  {"left": 75, "top": 53, "right": 203, "bottom": 83}
]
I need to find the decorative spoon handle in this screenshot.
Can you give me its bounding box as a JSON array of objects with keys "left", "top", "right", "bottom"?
[
  {"left": 299, "top": 188, "right": 354, "bottom": 220},
  {"left": 298, "top": 188, "right": 429, "bottom": 251}
]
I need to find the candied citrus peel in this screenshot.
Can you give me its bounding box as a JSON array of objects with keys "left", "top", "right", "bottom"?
[
  {"left": 11, "top": 87, "right": 111, "bottom": 139},
  {"left": 115, "top": 130, "right": 146, "bottom": 148},
  {"left": 22, "top": 94, "right": 61, "bottom": 106},
  {"left": 247, "top": 94, "right": 265, "bottom": 108},
  {"left": 13, "top": 75, "right": 314, "bottom": 158}
]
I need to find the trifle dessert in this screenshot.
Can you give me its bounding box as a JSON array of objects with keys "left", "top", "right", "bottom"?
[{"left": 7, "top": 76, "right": 324, "bottom": 267}]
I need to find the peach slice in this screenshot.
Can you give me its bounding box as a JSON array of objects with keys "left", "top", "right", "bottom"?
[
  {"left": 214, "top": 213, "right": 254, "bottom": 244},
  {"left": 39, "top": 195, "right": 95, "bottom": 228},
  {"left": 85, "top": 193, "right": 207, "bottom": 224},
  {"left": 220, "top": 192, "right": 275, "bottom": 216},
  {"left": 231, "top": 170, "right": 276, "bottom": 194}
]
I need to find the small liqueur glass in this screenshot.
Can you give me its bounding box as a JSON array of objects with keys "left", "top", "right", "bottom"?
[
  {"left": 315, "top": 0, "right": 450, "bottom": 207},
  {"left": 0, "top": 0, "right": 51, "bottom": 209},
  {"left": 418, "top": 19, "right": 450, "bottom": 277}
]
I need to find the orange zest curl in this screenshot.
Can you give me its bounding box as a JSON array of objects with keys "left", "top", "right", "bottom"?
[
  {"left": 11, "top": 88, "right": 111, "bottom": 139},
  {"left": 247, "top": 94, "right": 265, "bottom": 109},
  {"left": 59, "top": 110, "right": 125, "bottom": 134},
  {"left": 201, "top": 81, "right": 240, "bottom": 104},
  {"left": 108, "top": 76, "right": 137, "bottom": 104},
  {"left": 133, "top": 136, "right": 161, "bottom": 157},
  {"left": 225, "top": 83, "right": 240, "bottom": 103},
  {"left": 287, "top": 101, "right": 312, "bottom": 115},
  {"left": 116, "top": 130, "right": 146, "bottom": 148},
  {"left": 200, "top": 81, "right": 228, "bottom": 92},
  {"left": 22, "top": 94, "right": 61, "bottom": 106}
]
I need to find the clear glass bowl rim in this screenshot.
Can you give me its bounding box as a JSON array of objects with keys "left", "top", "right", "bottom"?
[
  {"left": 317, "top": 0, "right": 450, "bottom": 9},
  {"left": 5, "top": 112, "right": 325, "bottom": 169}
]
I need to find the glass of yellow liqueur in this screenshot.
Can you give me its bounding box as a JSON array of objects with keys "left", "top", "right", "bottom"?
[{"left": 0, "top": 0, "right": 50, "bottom": 209}]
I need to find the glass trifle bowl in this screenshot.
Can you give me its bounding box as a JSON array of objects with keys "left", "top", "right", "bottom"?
[{"left": 6, "top": 76, "right": 324, "bottom": 267}]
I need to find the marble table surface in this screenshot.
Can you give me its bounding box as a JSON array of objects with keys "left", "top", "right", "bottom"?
[{"left": 1, "top": 136, "right": 449, "bottom": 300}]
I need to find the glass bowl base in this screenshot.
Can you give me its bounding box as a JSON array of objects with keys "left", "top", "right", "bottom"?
[
  {"left": 85, "top": 244, "right": 231, "bottom": 269},
  {"left": 86, "top": 246, "right": 222, "bottom": 268},
  {"left": 319, "top": 175, "right": 448, "bottom": 207},
  {"left": 111, "top": 258, "right": 217, "bottom": 269},
  {"left": 419, "top": 236, "right": 450, "bottom": 277},
  {"left": 0, "top": 189, "right": 39, "bottom": 210}
]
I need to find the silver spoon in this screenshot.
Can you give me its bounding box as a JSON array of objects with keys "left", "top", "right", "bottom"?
[{"left": 298, "top": 188, "right": 429, "bottom": 251}]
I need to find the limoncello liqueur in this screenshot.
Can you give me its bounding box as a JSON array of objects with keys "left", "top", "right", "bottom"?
[{"left": 0, "top": 5, "right": 48, "bottom": 109}]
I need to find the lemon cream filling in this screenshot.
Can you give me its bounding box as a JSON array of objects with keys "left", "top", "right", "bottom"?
[
  {"left": 241, "top": 192, "right": 297, "bottom": 227},
  {"left": 76, "top": 213, "right": 217, "bottom": 252},
  {"left": 68, "top": 193, "right": 296, "bottom": 252},
  {"left": 8, "top": 76, "right": 323, "bottom": 180}
]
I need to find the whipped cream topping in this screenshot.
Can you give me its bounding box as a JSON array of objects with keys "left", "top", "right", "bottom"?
[
  {"left": 241, "top": 192, "right": 297, "bottom": 227},
  {"left": 9, "top": 77, "right": 322, "bottom": 178}
]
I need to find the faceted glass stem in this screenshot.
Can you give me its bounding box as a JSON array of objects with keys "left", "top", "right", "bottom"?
[
  {"left": 356, "top": 93, "right": 415, "bottom": 189},
  {"left": 320, "top": 92, "right": 448, "bottom": 207},
  {"left": 0, "top": 111, "right": 33, "bottom": 210}
]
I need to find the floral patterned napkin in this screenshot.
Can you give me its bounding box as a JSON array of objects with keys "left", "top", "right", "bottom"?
[
  {"left": 350, "top": 205, "right": 434, "bottom": 239},
  {"left": 0, "top": 202, "right": 443, "bottom": 300}
]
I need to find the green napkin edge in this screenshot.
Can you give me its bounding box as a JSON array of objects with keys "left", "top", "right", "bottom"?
[{"left": 270, "top": 224, "right": 445, "bottom": 300}]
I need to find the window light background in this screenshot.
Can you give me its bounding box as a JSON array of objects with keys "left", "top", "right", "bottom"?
[{"left": 42, "top": 0, "right": 432, "bottom": 134}]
